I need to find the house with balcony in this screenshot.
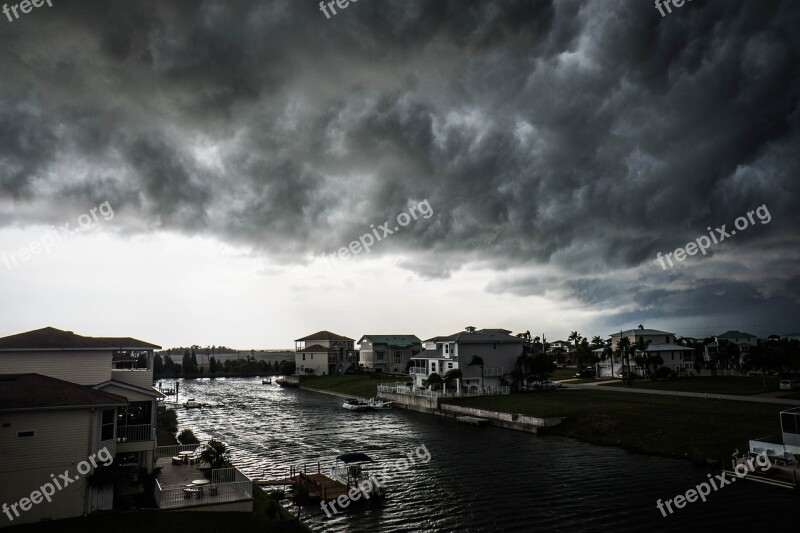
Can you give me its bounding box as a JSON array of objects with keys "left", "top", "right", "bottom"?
[
  {"left": 596, "top": 325, "right": 695, "bottom": 377},
  {"left": 357, "top": 335, "right": 422, "bottom": 373},
  {"left": 0, "top": 326, "right": 166, "bottom": 524},
  {"left": 409, "top": 327, "right": 524, "bottom": 392},
  {"left": 294, "top": 330, "right": 356, "bottom": 375}
]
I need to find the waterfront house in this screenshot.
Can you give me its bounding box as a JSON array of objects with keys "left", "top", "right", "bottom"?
[
  {"left": 357, "top": 335, "right": 422, "bottom": 373},
  {"left": 0, "top": 327, "right": 163, "bottom": 525},
  {"left": 704, "top": 330, "right": 759, "bottom": 365},
  {"left": 597, "top": 326, "right": 695, "bottom": 377},
  {"left": 410, "top": 327, "right": 525, "bottom": 392},
  {"left": 294, "top": 330, "right": 356, "bottom": 375}
]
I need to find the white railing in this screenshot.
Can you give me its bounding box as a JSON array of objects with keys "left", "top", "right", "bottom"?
[
  {"left": 116, "top": 424, "right": 153, "bottom": 442},
  {"left": 155, "top": 467, "right": 252, "bottom": 510},
  {"left": 377, "top": 383, "right": 510, "bottom": 398},
  {"left": 408, "top": 367, "right": 428, "bottom": 375},
  {"left": 156, "top": 444, "right": 204, "bottom": 459},
  {"left": 483, "top": 368, "right": 506, "bottom": 377}
]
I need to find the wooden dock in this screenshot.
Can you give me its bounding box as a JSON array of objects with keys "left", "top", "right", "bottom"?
[
  {"left": 254, "top": 472, "right": 350, "bottom": 501},
  {"left": 456, "top": 415, "right": 490, "bottom": 426}
]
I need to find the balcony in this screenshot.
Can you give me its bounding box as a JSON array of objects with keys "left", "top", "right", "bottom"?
[
  {"left": 409, "top": 367, "right": 428, "bottom": 375},
  {"left": 116, "top": 424, "right": 154, "bottom": 443}
]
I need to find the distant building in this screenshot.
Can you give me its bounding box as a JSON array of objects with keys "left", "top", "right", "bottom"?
[
  {"left": 0, "top": 327, "right": 163, "bottom": 525},
  {"left": 782, "top": 332, "right": 800, "bottom": 342},
  {"left": 549, "top": 340, "right": 573, "bottom": 352},
  {"left": 294, "top": 330, "right": 356, "bottom": 375},
  {"left": 410, "top": 328, "right": 524, "bottom": 391},
  {"left": 597, "top": 325, "right": 694, "bottom": 377},
  {"left": 704, "top": 330, "right": 759, "bottom": 365},
  {"left": 357, "top": 335, "right": 422, "bottom": 373}
]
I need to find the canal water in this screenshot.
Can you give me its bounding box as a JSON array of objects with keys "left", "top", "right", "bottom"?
[{"left": 163, "top": 377, "right": 796, "bottom": 532}]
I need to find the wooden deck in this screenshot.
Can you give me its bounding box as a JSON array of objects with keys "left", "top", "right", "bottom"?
[
  {"left": 156, "top": 457, "right": 208, "bottom": 489},
  {"left": 254, "top": 472, "right": 349, "bottom": 501}
]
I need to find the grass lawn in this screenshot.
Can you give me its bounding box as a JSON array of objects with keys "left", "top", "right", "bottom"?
[
  {"left": 597, "top": 376, "right": 781, "bottom": 395},
  {"left": 7, "top": 486, "right": 309, "bottom": 533},
  {"left": 300, "top": 375, "right": 399, "bottom": 398},
  {"left": 444, "top": 390, "right": 792, "bottom": 463},
  {"left": 550, "top": 368, "right": 577, "bottom": 381}
]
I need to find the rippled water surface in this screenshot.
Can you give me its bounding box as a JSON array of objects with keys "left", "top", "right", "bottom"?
[{"left": 164, "top": 378, "right": 796, "bottom": 532}]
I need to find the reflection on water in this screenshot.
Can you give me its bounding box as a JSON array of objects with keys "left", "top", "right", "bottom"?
[{"left": 164, "top": 377, "right": 796, "bottom": 532}]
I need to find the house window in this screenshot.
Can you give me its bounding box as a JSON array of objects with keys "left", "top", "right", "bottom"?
[
  {"left": 302, "top": 354, "right": 306, "bottom": 361},
  {"left": 448, "top": 363, "right": 453, "bottom": 369},
  {"left": 665, "top": 336, "right": 670, "bottom": 343},
  {"left": 101, "top": 409, "right": 115, "bottom": 441},
  {"left": 394, "top": 352, "right": 401, "bottom": 363},
  {"left": 444, "top": 345, "right": 449, "bottom": 354},
  {"left": 493, "top": 344, "right": 496, "bottom": 349},
  {"left": 17, "top": 431, "right": 35, "bottom": 438},
  {"left": 376, "top": 351, "right": 384, "bottom": 361}
]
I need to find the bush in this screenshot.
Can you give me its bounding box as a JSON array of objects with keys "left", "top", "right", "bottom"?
[
  {"left": 157, "top": 408, "right": 178, "bottom": 434},
  {"left": 177, "top": 428, "right": 200, "bottom": 445},
  {"left": 655, "top": 367, "right": 676, "bottom": 379}
]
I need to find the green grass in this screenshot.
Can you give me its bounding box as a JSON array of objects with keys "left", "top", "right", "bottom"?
[
  {"left": 444, "top": 390, "right": 792, "bottom": 463},
  {"left": 550, "top": 368, "right": 577, "bottom": 381},
  {"left": 597, "top": 376, "right": 781, "bottom": 395},
  {"left": 7, "top": 487, "right": 309, "bottom": 533},
  {"left": 300, "top": 375, "right": 399, "bottom": 398}
]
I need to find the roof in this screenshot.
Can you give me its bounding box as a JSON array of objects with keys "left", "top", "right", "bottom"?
[
  {"left": 0, "top": 374, "right": 128, "bottom": 411},
  {"left": 717, "top": 330, "right": 757, "bottom": 339},
  {"left": 645, "top": 343, "right": 695, "bottom": 352},
  {"left": 612, "top": 328, "right": 674, "bottom": 337},
  {"left": 296, "top": 344, "right": 336, "bottom": 353},
  {"left": 425, "top": 328, "right": 523, "bottom": 344},
  {"left": 94, "top": 380, "right": 166, "bottom": 399},
  {"left": 294, "top": 331, "right": 353, "bottom": 342},
  {"left": 0, "top": 327, "right": 160, "bottom": 352},
  {"left": 357, "top": 335, "right": 421, "bottom": 346},
  {"left": 336, "top": 453, "right": 373, "bottom": 464},
  {"left": 411, "top": 349, "right": 445, "bottom": 360}
]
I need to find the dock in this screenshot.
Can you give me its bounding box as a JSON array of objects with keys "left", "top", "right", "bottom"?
[
  {"left": 456, "top": 415, "right": 490, "bottom": 426},
  {"left": 254, "top": 471, "right": 349, "bottom": 501}
]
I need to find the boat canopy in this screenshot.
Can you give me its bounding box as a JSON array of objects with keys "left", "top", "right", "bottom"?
[{"left": 336, "top": 452, "right": 373, "bottom": 464}]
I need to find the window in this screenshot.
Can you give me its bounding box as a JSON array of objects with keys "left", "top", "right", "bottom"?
[
  {"left": 665, "top": 336, "right": 670, "bottom": 343},
  {"left": 394, "top": 352, "right": 401, "bottom": 363},
  {"left": 444, "top": 345, "right": 449, "bottom": 354},
  {"left": 493, "top": 344, "right": 496, "bottom": 349},
  {"left": 302, "top": 354, "right": 306, "bottom": 361},
  {"left": 448, "top": 363, "right": 453, "bottom": 369},
  {"left": 101, "top": 409, "right": 115, "bottom": 441},
  {"left": 376, "top": 351, "right": 384, "bottom": 361},
  {"left": 17, "top": 431, "right": 35, "bottom": 438}
]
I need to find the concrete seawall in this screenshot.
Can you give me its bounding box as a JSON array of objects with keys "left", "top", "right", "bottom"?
[{"left": 300, "top": 386, "right": 564, "bottom": 434}]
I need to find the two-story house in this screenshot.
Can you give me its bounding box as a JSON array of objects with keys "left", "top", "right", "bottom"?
[
  {"left": 598, "top": 325, "right": 695, "bottom": 377},
  {"left": 294, "top": 331, "right": 356, "bottom": 375},
  {"left": 357, "top": 335, "right": 422, "bottom": 373},
  {"left": 0, "top": 327, "right": 163, "bottom": 525},
  {"left": 410, "top": 327, "right": 524, "bottom": 391}
]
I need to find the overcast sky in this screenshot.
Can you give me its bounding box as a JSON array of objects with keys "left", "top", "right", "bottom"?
[{"left": 1, "top": 0, "right": 798, "bottom": 349}]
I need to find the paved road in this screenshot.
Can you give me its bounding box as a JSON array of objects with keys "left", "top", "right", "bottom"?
[{"left": 561, "top": 382, "right": 800, "bottom": 405}]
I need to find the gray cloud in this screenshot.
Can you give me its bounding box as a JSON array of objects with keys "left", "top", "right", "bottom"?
[{"left": 1, "top": 0, "right": 798, "bottom": 332}]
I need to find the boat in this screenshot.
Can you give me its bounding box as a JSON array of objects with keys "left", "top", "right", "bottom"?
[
  {"left": 366, "top": 397, "right": 392, "bottom": 409},
  {"left": 262, "top": 378, "right": 272, "bottom": 384},
  {"left": 329, "top": 452, "right": 386, "bottom": 497},
  {"left": 342, "top": 398, "right": 372, "bottom": 411},
  {"left": 183, "top": 398, "right": 203, "bottom": 408}
]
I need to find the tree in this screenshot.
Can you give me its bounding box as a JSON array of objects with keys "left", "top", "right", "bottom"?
[
  {"left": 442, "top": 368, "right": 462, "bottom": 391},
  {"left": 575, "top": 338, "right": 598, "bottom": 375},
  {"left": 742, "top": 342, "right": 776, "bottom": 389},
  {"left": 530, "top": 353, "right": 556, "bottom": 386},
  {"left": 209, "top": 356, "right": 217, "bottom": 374},
  {"left": 632, "top": 337, "right": 652, "bottom": 378},
  {"left": 153, "top": 353, "right": 164, "bottom": 375},
  {"left": 616, "top": 337, "right": 632, "bottom": 384},
  {"left": 423, "top": 372, "right": 443, "bottom": 390},
  {"left": 200, "top": 439, "right": 230, "bottom": 470},
  {"left": 466, "top": 355, "right": 485, "bottom": 391}
]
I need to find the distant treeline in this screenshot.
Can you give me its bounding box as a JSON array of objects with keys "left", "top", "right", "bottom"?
[{"left": 153, "top": 352, "right": 295, "bottom": 378}]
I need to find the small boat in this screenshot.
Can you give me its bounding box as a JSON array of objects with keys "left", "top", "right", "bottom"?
[
  {"left": 183, "top": 398, "right": 203, "bottom": 408},
  {"left": 366, "top": 397, "right": 392, "bottom": 410},
  {"left": 262, "top": 378, "right": 272, "bottom": 384},
  {"left": 342, "top": 398, "right": 371, "bottom": 411}
]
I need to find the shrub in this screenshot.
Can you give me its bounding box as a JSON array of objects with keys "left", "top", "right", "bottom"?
[
  {"left": 178, "top": 428, "right": 200, "bottom": 444},
  {"left": 655, "top": 367, "right": 675, "bottom": 379}
]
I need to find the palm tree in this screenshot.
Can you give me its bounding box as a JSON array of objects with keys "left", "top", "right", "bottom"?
[
  {"left": 616, "top": 337, "right": 632, "bottom": 384},
  {"left": 591, "top": 336, "right": 604, "bottom": 348},
  {"left": 423, "top": 372, "right": 443, "bottom": 390},
  {"left": 442, "top": 368, "right": 462, "bottom": 392},
  {"left": 632, "top": 337, "right": 652, "bottom": 378},
  {"left": 466, "top": 355, "right": 484, "bottom": 391},
  {"left": 200, "top": 439, "right": 229, "bottom": 470}
]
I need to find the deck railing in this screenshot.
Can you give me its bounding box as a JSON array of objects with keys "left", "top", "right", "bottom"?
[
  {"left": 154, "top": 466, "right": 252, "bottom": 510},
  {"left": 116, "top": 424, "right": 153, "bottom": 442},
  {"left": 156, "top": 444, "right": 205, "bottom": 459},
  {"left": 377, "top": 383, "right": 510, "bottom": 398}
]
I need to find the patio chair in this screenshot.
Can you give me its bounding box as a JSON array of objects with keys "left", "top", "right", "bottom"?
[
  {"left": 172, "top": 456, "right": 182, "bottom": 466},
  {"left": 183, "top": 487, "right": 193, "bottom": 499}
]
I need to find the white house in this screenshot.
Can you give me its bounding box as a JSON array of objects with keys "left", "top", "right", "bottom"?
[
  {"left": 0, "top": 327, "right": 163, "bottom": 525},
  {"left": 410, "top": 327, "right": 524, "bottom": 391},
  {"left": 294, "top": 330, "right": 356, "bottom": 376},
  {"left": 597, "top": 325, "right": 695, "bottom": 377}
]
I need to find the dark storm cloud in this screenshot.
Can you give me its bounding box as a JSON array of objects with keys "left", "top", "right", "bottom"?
[{"left": 1, "top": 0, "right": 798, "bottom": 329}]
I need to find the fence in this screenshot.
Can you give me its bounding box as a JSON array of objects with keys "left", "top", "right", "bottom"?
[
  {"left": 117, "top": 424, "right": 153, "bottom": 442},
  {"left": 156, "top": 444, "right": 205, "bottom": 459},
  {"left": 154, "top": 466, "right": 253, "bottom": 509},
  {"left": 377, "top": 383, "right": 509, "bottom": 398}
]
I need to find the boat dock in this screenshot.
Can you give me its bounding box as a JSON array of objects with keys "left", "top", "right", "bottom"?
[
  {"left": 456, "top": 415, "right": 490, "bottom": 426},
  {"left": 254, "top": 469, "right": 349, "bottom": 501}
]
